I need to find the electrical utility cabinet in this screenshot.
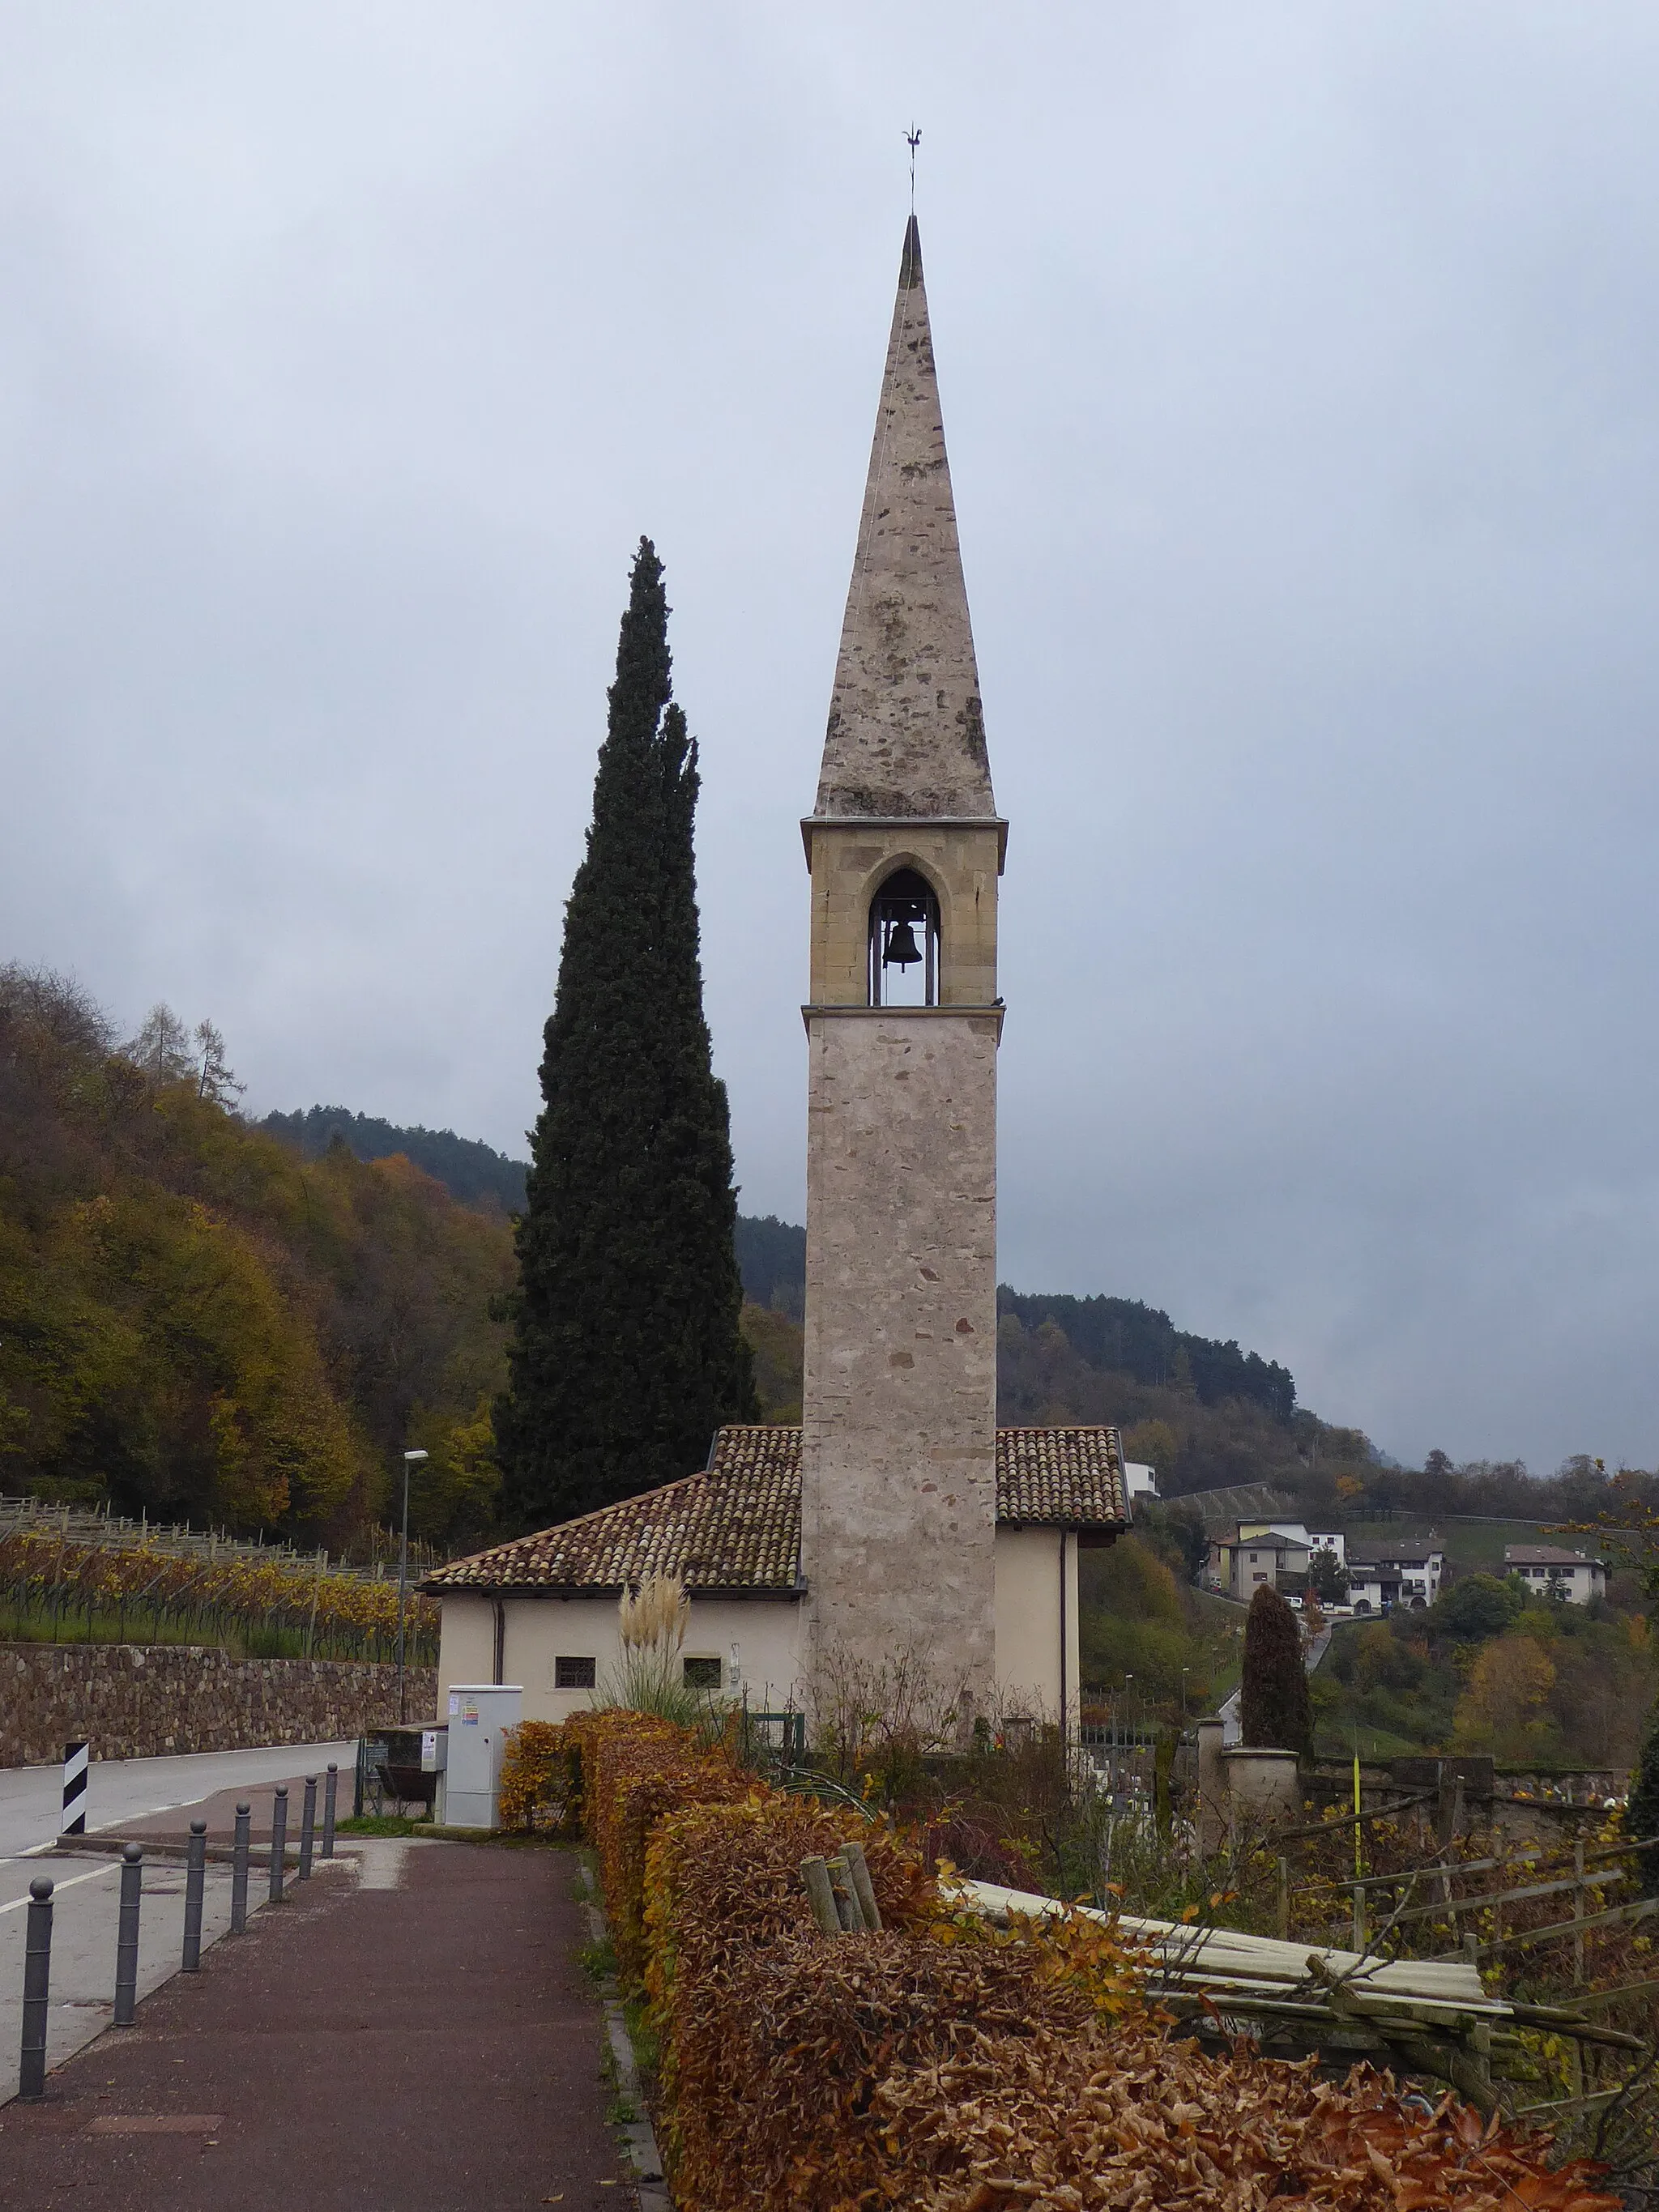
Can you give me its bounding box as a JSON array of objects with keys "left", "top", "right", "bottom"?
[{"left": 438, "top": 1684, "right": 522, "bottom": 1828}]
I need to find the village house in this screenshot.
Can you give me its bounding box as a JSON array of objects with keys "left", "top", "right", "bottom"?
[
  {"left": 1503, "top": 1544, "right": 1608, "bottom": 1604},
  {"left": 1347, "top": 1541, "right": 1444, "bottom": 1610},
  {"left": 1204, "top": 1518, "right": 1344, "bottom": 1600},
  {"left": 426, "top": 217, "right": 1128, "bottom": 1730},
  {"left": 1124, "top": 1461, "right": 1159, "bottom": 1503},
  {"left": 1207, "top": 1528, "right": 1312, "bottom": 1600},
  {"left": 1346, "top": 1562, "right": 1404, "bottom": 1615}
]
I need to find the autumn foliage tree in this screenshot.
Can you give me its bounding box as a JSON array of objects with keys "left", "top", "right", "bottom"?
[
  {"left": 0, "top": 962, "right": 513, "bottom": 1546},
  {"left": 1241, "top": 1582, "right": 1313, "bottom": 1758},
  {"left": 1453, "top": 1630, "right": 1559, "bottom": 1758}
]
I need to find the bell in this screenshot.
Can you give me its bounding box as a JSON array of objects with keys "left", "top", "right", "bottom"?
[{"left": 883, "top": 917, "right": 923, "bottom": 968}]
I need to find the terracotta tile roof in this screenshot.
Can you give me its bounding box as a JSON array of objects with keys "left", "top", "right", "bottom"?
[
  {"left": 995, "top": 1426, "right": 1128, "bottom": 1528},
  {"left": 424, "top": 1424, "right": 1127, "bottom": 1596},
  {"left": 424, "top": 1427, "right": 802, "bottom": 1597}
]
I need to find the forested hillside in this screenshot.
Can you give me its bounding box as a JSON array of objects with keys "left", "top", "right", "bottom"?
[
  {"left": 21, "top": 1034, "right": 1653, "bottom": 1555},
  {"left": 249, "top": 1119, "right": 1405, "bottom": 1499},
  {"left": 0, "top": 970, "right": 510, "bottom": 1549},
  {"left": 262, "top": 1106, "right": 527, "bottom": 1213},
  {"left": 997, "top": 1289, "right": 1295, "bottom": 1421}
]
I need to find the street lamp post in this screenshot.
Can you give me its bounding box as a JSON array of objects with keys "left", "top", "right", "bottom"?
[{"left": 396, "top": 1449, "right": 429, "bottom": 1724}]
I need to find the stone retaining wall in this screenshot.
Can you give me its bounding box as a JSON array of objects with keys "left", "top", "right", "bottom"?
[{"left": 0, "top": 1643, "right": 437, "bottom": 1767}]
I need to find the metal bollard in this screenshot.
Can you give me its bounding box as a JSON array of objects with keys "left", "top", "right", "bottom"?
[
  {"left": 269, "top": 1784, "right": 288, "bottom": 1903},
  {"left": 299, "top": 1776, "right": 317, "bottom": 1882},
  {"left": 113, "top": 1845, "right": 143, "bottom": 2027},
  {"left": 322, "top": 1763, "right": 338, "bottom": 1858},
  {"left": 231, "top": 1802, "right": 251, "bottom": 1934},
  {"left": 19, "top": 1877, "right": 53, "bottom": 2101},
  {"left": 181, "top": 1819, "right": 207, "bottom": 1971}
]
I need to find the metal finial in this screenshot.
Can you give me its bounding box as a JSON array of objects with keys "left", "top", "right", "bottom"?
[{"left": 906, "top": 125, "right": 921, "bottom": 206}]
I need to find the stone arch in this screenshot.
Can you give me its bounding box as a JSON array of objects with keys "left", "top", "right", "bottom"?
[{"left": 866, "top": 860, "right": 945, "bottom": 1005}]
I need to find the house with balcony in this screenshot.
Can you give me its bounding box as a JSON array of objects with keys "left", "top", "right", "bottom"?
[{"left": 1347, "top": 1541, "right": 1444, "bottom": 1611}]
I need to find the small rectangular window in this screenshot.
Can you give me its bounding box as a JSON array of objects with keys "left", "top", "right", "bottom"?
[
  {"left": 555, "top": 1656, "right": 596, "bottom": 1690},
  {"left": 683, "top": 1656, "right": 723, "bottom": 1690}
]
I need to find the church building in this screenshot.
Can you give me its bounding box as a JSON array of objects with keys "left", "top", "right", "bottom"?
[{"left": 428, "top": 219, "right": 1127, "bottom": 1730}]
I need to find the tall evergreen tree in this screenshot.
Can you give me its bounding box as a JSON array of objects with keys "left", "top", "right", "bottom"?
[
  {"left": 1240, "top": 1583, "right": 1313, "bottom": 1759},
  {"left": 1628, "top": 1696, "right": 1659, "bottom": 1897},
  {"left": 495, "top": 540, "right": 756, "bottom": 1529}
]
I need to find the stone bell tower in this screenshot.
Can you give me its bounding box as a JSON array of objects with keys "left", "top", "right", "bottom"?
[{"left": 800, "top": 216, "right": 1004, "bottom": 1713}]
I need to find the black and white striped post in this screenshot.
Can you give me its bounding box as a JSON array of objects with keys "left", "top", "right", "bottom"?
[
  {"left": 19, "top": 1877, "right": 53, "bottom": 2100},
  {"left": 181, "top": 1820, "right": 207, "bottom": 1972},
  {"left": 113, "top": 1846, "right": 143, "bottom": 2027},
  {"left": 230, "top": 1803, "right": 251, "bottom": 1934},
  {"left": 60, "top": 1740, "right": 88, "bottom": 1835}
]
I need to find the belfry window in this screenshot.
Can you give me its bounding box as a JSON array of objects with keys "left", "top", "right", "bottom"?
[{"left": 868, "top": 867, "right": 940, "bottom": 1007}]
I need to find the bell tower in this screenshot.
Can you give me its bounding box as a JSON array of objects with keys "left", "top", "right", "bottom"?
[{"left": 800, "top": 216, "right": 1004, "bottom": 1714}]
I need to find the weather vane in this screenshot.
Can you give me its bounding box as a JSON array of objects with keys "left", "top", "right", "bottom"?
[{"left": 906, "top": 125, "right": 921, "bottom": 207}]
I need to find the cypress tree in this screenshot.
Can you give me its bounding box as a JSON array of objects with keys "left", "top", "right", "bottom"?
[
  {"left": 495, "top": 539, "right": 756, "bottom": 1528},
  {"left": 1629, "top": 1696, "right": 1659, "bottom": 1897},
  {"left": 1241, "top": 1583, "right": 1313, "bottom": 1759}
]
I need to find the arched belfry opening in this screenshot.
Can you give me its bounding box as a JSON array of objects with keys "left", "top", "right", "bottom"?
[{"left": 868, "top": 866, "right": 940, "bottom": 1007}]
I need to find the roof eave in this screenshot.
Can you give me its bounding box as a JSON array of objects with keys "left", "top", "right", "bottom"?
[
  {"left": 1000, "top": 1515, "right": 1129, "bottom": 1535},
  {"left": 423, "top": 1580, "right": 806, "bottom": 1602}
]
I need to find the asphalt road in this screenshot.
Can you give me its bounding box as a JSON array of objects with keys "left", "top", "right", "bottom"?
[{"left": 0, "top": 1742, "right": 358, "bottom": 1860}]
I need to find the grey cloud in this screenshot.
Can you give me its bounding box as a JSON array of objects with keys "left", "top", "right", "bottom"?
[{"left": 4, "top": 3, "right": 1659, "bottom": 1470}]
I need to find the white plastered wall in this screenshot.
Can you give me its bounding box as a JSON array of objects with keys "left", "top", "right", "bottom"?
[
  {"left": 993, "top": 1526, "right": 1081, "bottom": 1729},
  {"left": 437, "top": 1592, "right": 807, "bottom": 1725}
]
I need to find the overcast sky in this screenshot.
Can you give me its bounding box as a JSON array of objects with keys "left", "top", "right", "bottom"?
[{"left": 6, "top": 4, "right": 1659, "bottom": 1473}]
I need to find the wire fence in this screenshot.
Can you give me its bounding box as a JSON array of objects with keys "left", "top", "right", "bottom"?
[
  {"left": 0, "top": 1496, "right": 441, "bottom": 1664},
  {"left": 0, "top": 1491, "right": 446, "bottom": 1576}
]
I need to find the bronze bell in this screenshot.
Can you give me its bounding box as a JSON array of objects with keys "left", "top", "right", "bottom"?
[{"left": 883, "top": 917, "right": 923, "bottom": 968}]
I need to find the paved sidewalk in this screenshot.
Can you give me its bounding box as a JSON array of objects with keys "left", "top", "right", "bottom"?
[
  {"left": 0, "top": 1839, "right": 633, "bottom": 2211},
  {"left": 0, "top": 1762, "right": 352, "bottom": 2103},
  {"left": 0, "top": 1850, "right": 247, "bottom": 2103}
]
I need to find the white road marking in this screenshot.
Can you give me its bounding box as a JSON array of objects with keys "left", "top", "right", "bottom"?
[{"left": 0, "top": 1861, "right": 121, "bottom": 1913}]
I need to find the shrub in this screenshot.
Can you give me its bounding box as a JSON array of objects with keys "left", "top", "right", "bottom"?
[
  {"left": 497, "top": 1720, "right": 574, "bottom": 1831},
  {"left": 595, "top": 1575, "right": 714, "bottom": 1728},
  {"left": 563, "top": 1707, "right": 746, "bottom": 1976},
  {"left": 573, "top": 1707, "right": 1618, "bottom": 2210}
]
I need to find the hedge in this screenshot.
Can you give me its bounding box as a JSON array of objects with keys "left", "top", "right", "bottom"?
[{"left": 507, "top": 1712, "right": 1619, "bottom": 2211}]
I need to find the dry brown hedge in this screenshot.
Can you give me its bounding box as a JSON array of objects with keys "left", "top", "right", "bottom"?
[{"left": 558, "top": 1711, "right": 1620, "bottom": 2211}]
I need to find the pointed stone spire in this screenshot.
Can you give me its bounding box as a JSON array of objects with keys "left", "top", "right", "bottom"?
[{"left": 815, "top": 218, "right": 996, "bottom": 820}]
